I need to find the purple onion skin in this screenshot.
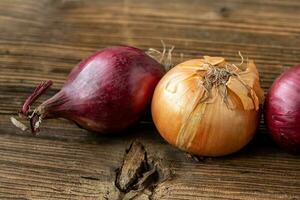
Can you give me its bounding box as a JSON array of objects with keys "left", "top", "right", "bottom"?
[
  {"left": 39, "top": 46, "right": 164, "bottom": 133},
  {"left": 265, "top": 65, "right": 300, "bottom": 154}
]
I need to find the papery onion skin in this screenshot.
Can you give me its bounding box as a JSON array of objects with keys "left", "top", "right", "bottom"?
[
  {"left": 264, "top": 65, "right": 300, "bottom": 154},
  {"left": 152, "top": 57, "right": 264, "bottom": 157},
  {"left": 21, "top": 46, "right": 164, "bottom": 133}
]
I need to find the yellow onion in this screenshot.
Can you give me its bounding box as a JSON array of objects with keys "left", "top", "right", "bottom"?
[{"left": 151, "top": 56, "right": 264, "bottom": 156}]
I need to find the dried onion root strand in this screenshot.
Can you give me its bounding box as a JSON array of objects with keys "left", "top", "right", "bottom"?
[
  {"left": 146, "top": 40, "right": 175, "bottom": 72},
  {"left": 203, "top": 65, "right": 232, "bottom": 89},
  {"left": 199, "top": 58, "right": 237, "bottom": 105}
]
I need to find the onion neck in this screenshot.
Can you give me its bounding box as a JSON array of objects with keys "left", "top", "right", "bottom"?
[
  {"left": 203, "top": 66, "right": 232, "bottom": 89},
  {"left": 27, "top": 91, "right": 68, "bottom": 134},
  {"left": 28, "top": 106, "right": 45, "bottom": 134},
  {"left": 19, "top": 80, "right": 53, "bottom": 117},
  {"left": 199, "top": 63, "right": 237, "bottom": 105},
  {"left": 19, "top": 80, "right": 53, "bottom": 134}
]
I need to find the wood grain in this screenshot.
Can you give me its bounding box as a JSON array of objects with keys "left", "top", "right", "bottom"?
[{"left": 0, "top": 0, "right": 299, "bottom": 199}]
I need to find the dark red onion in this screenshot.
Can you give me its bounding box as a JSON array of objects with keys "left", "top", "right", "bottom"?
[
  {"left": 20, "top": 46, "right": 164, "bottom": 133},
  {"left": 264, "top": 65, "right": 300, "bottom": 154}
]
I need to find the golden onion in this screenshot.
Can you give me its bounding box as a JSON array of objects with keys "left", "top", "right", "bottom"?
[{"left": 151, "top": 56, "right": 264, "bottom": 156}]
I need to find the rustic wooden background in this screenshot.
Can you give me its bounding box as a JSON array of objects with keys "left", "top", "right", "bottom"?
[{"left": 0, "top": 0, "right": 299, "bottom": 199}]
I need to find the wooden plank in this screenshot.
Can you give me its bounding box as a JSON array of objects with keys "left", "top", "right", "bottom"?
[
  {"left": 0, "top": 0, "right": 299, "bottom": 199},
  {"left": 0, "top": 120, "right": 299, "bottom": 199},
  {"left": 0, "top": 122, "right": 300, "bottom": 199}
]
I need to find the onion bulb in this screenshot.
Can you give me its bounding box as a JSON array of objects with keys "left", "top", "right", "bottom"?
[
  {"left": 152, "top": 56, "right": 264, "bottom": 156},
  {"left": 264, "top": 65, "right": 300, "bottom": 154},
  {"left": 19, "top": 46, "right": 164, "bottom": 134}
]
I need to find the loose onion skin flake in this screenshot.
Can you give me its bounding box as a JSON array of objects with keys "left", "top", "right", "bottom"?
[
  {"left": 19, "top": 46, "right": 165, "bottom": 134},
  {"left": 265, "top": 65, "right": 300, "bottom": 154},
  {"left": 152, "top": 56, "right": 264, "bottom": 157}
]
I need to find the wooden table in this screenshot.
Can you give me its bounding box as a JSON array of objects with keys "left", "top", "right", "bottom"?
[{"left": 0, "top": 0, "right": 299, "bottom": 199}]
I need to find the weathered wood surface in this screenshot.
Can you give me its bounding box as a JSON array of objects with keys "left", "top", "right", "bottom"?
[{"left": 0, "top": 0, "right": 299, "bottom": 199}]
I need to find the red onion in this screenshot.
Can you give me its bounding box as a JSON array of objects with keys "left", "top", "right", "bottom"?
[
  {"left": 19, "top": 46, "right": 164, "bottom": 133},
  {"left": 264, "top": 65, "right": 300, "bottom": 154}
]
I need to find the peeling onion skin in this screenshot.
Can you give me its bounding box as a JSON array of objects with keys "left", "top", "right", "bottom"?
[
  {"left": 33, "top": 46, "right": 164, "bottom": 133},
  {"left": 265, "top": 65, "right": 300, "bottom": 154}
]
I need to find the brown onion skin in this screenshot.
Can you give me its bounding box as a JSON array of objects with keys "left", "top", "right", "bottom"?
[
  {"left": 264, "top": 65, "right": 300, "bottom": 154},
  {"left": 31, "top": 46, "right": 164, "bottom": 133},
  {"left": 151, "top": 59, "right": 263, "bottom": 157}
]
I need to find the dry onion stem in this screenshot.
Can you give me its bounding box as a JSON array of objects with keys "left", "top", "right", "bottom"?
[
  {"left": 146, "top": 40, "right": 174, "bottom": 71},
  {"left": 10, "top": 116, "right": 28, "bottom": 131},
  {"left": 151, "top": 54, "right": 264, "bottom": 156}
]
